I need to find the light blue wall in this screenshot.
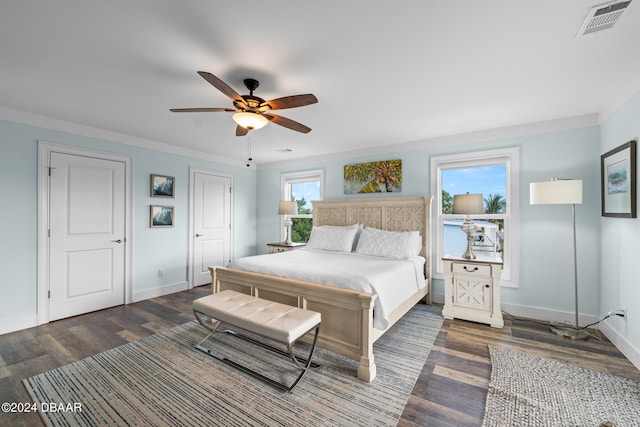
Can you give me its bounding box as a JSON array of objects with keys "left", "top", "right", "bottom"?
[
  {"left": 0, "top": 119, "right": 257, "bottom": 326},
  {"left": 3, "top": 98, "right": 636, "bottom": 352},
  {"left": 257, "top": 126, "right": 602, "bottom": 318},
  {"left": 600, "top": 91, "right": 640, "bottom": 353}
]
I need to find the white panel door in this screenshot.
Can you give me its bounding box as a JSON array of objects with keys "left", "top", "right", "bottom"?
[
  {"left": 193, "top": 173, "right": 231, "bottom": 286},
  {"left": 49, "top": 152, "right": 126, "bottom": 320}
]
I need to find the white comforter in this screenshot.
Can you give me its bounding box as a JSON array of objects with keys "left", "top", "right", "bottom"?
[{"left": 227, "top": 248, "right": 426, "bottom": 330}]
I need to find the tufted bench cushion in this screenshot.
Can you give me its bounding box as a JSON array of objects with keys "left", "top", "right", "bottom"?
[
  {"left": 193, "top": 290, "right": 321, "bottom": 344},
  {"left": 193, "top": 289, "right": 322, "bottom": 392}
]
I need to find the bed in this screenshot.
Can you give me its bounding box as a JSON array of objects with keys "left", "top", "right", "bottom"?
[{"left": 210, "top": 196, "right": 432, "bottom": 382}]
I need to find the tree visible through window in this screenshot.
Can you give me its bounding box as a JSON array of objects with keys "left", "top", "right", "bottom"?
[
  {"left": 282, "top": 170, "right": 323, "bottom": 243},
  {"left": 291, "top": 195, "right": 313, "bottom": 242}
]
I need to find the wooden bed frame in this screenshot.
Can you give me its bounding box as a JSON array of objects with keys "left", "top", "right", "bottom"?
[{"left": 210, "top": 196, "right": 432, "bottom": 382}]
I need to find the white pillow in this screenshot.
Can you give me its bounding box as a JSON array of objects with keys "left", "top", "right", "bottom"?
[
  {"left": 306, "top": 224, "right": 359, "bottom": 253},
  {"left": 352, "top": 223, "right": 364, "bottom": 251},
  {"left": 355, "top": 227, "right": 421, "bottom": 259}
]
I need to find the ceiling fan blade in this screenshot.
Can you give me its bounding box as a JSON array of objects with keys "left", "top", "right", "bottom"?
[
  {"left": 197, "top": 71, "right": 247, "bottom": 107},
  {"left": 265, "top": 114, "right": 312, "bottom": 134},
  {"left": 169, "top": 108, "right": 235, "bottom": 112},
  {"left": 236, "top": 125, "right": 249, "bottom": 137},
  {"left": 259, "top": 94, "right": 318, "bottom": 111}
]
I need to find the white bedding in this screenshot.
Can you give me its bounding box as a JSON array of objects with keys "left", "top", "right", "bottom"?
[{"left": 227, "top": 248, "right": 426, "bottom": 330}]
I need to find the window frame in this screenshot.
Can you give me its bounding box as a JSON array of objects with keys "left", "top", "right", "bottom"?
[
  {"left": 430, "top": 147, "right": 519, "bottom": 287},
  {"left": 280, "top": 169, "right": 324, "bottom": 242}
]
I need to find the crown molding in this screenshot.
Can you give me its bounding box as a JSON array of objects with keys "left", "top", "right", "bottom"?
[
  {"left": 257, "top": 114, "right": 599, "bottom": 170},
  {"left": 0, "top": 106, "right": 247, "bottom": 168}
]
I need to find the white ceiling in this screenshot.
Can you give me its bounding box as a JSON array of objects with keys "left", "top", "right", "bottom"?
[{"left": 1, "top": 1, "right": 639, "bottom": 166}]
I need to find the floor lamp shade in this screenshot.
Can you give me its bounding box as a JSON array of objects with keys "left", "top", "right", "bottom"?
[{"left": 530, "top": 179, "right": 582, "bottom": 205}]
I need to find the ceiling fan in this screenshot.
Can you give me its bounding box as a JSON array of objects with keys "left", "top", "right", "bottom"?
[{"left": 170, "top": 71, "right": 318, "bottom": 136}]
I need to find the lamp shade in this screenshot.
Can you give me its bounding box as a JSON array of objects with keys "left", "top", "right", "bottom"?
[
  {"left": 452, "top": 193, "right": 484, "bottom": 215},
  {"left": 530, "top": 178, "right": 582, "bottom": 205},
  {"left": 278, "top": 201, "right": 297, "bottom": 215},
  {"left": 232, "top": 112, "right": 269, "bottom": 130}
]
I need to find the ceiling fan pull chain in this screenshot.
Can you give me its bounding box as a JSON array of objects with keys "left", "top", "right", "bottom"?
[{"left": 246, "top": 137, "right": 253, "bottom": 167}]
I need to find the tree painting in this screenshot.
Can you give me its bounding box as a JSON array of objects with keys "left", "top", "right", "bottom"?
[{"left": 344, "top": 159, "right": 402, "bottom": 194}]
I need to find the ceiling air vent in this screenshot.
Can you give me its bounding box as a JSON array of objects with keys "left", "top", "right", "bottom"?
[{"left": 575, "top": 0, "right": 632, "bottom": 37}]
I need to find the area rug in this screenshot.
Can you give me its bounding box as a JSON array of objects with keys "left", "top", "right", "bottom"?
[
  {"left": 482, "top": 346, "right": 640, "bottom": 427},
  {"left": 24, "top": 305, "right": 442, "bottom": 427}
]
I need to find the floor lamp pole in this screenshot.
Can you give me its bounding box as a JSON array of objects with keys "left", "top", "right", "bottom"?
[
  {"left": 572, "top": 203, "right": 579, "bottom": 332},
  {"left": 550, "top": 203, "right": 588, "bottom": 340}
]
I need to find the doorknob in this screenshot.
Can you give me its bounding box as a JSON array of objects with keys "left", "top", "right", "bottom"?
[
  {"left": 195, "top": 233, "right": 205, "bottom": 237},
  {"left": 112, "top": 239, "right": 123, "bottom": 243}
]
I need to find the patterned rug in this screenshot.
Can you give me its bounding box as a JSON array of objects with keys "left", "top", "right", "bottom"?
[
  {"left": 482, "top": 346, "right": 640, "bottom": 427},
  {"left": 24, "top": 305, "right": 442, "bottom": 427}
]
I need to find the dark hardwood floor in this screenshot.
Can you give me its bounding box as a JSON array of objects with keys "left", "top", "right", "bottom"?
[{"left": 1, "top": 285, "right": 638, "bottom": 427}]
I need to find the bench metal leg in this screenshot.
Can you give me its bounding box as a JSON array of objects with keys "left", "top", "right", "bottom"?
[{"left": 193, "top": 309, "right": 321, "bottom": 393}]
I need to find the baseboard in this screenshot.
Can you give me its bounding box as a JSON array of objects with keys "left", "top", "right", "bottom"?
[
  {"left": 0, "top": 314, "right": 38, "bottom": 336},
  {"left": 432, "top": 297, "right": 601, "bottom": 326},
  {"left": 1, "top": 282, "right": 189, "bottom": 336},
  {"left": 500, "top": 302, "right": 599, "bottom": 327},
  {"left": 501, "top": 302, "right": 640, "bottom": 370},
  {"left": 132, "top": 281, "right": 189, "bottom": 303},
  {"left": 599, "top": 321, "right": 640, "bottom": 371}
]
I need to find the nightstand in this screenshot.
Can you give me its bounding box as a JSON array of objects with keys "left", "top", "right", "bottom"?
[
  {"left": 441, "top": 255, "right": 504, "bottom": 328},
  {"left": 267, "top": 242, "right": 306, "bottom": 253}
]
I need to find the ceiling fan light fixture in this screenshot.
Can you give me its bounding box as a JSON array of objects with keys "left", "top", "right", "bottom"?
[{"left": 232, "top": 112, "right": 269, "bottom": 130}]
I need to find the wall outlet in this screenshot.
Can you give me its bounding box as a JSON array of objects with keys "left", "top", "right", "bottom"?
[
  {"left": 158, "top": 268, "right": 165, "bottom": 278},
  {"left": 621, "top": 306, "right": 627, "bottom": 320}
]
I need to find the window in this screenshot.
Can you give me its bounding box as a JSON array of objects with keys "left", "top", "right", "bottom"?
[
  {"left": 430, "top": 148, "right": 519, "bottom": 286},
  {"left": 281, "top": 169, "right": 324, "bottom": 243}
]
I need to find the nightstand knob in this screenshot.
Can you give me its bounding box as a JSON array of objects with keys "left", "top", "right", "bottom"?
[{"left": 485, "top": 284, "right": 490, "bottom": 288}]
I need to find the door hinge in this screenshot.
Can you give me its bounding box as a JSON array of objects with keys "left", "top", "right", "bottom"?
[
  {"left": 48, "top": 290, "right": 51, "bottom": 299},
  {"left": 48, "top": 166, "right": 55, "bottom": 176},
  {"left": 48, "top": 229, "right": 51, "bottom": 238}
]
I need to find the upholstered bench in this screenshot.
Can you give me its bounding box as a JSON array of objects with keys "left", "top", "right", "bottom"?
[{"left": 193, "top": 290, "right": 321, "bottom": 392}]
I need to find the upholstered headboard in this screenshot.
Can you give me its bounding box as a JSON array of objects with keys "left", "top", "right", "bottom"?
[{"left": 312, "top": 196, "right": 433, "bottom": 275}]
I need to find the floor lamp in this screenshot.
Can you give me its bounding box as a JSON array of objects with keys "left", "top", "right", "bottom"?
[{"left": 529, "top": 178, "right": 587, "bottom": 340}]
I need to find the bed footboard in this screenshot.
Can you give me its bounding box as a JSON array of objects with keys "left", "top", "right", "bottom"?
[{"left": 211, "top": 266, "right": 378, "bottom": 382}]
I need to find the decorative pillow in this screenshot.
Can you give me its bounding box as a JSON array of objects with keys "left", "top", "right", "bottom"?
[
  {"left": 355, "top": 227, "right": 421, "bottom": 259},
  {"left": 306, "top": 224, "right": 359, "bottom": 253}
]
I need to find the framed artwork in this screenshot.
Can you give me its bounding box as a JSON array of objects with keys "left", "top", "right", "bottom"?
[
  {"left": 344, "top": 159, "right": 402, "bottom": 194},
  {"left": 151, "top": 174, "right": 175, "bottom": 198},
  {"left": 150, "top": 205, "right": 174, "bottom": 228},
  {"left": 601, "top": 140, "right": 636, "bottom": 218}
]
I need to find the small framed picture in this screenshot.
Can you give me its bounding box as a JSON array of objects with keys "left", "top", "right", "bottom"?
[
  {"left": 601, "top": 140, "right": 636, "bottom": 218},
  {"left": 150, "top": 205, "right": 174, "bottom": 228},
  {"left": 151, "top": 174, "right": 175, "bottom": 198}
]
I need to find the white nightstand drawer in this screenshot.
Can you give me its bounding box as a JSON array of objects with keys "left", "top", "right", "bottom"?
[{"left": 452, "top": 263, "right": 491, "bottom": 276}]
